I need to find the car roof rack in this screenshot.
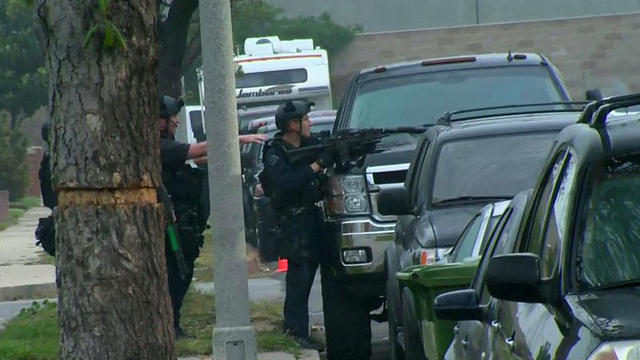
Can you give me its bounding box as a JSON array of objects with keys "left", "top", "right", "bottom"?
[
  {"left": 437, "top": 102, "right": 588, "bottom": 124},
  {"left": 576, "top": 92, "right": 640, "bottom": 128}
]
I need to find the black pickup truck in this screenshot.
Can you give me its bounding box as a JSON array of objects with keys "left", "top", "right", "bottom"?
[{"left": 320, "top": 52, "right": 574, "bottom": 359}]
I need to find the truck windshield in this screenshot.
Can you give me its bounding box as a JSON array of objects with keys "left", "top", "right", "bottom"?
[
  {"left": 431, "top": 132, "right": 556, "bottom": 205},
  {"left": 348, "top": 66, "right": 567, "bottom": 128},
  {"left": 577, "top": 157, "right": 640, "bottom": 290}
]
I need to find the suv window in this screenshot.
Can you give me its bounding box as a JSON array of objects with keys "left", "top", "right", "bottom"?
[
  {"left": 577, "top": 155, "right": 640, "bottom": 289},
  {"left": 431, "top": 133, "right": 556, "bottom": 205},
  {"left": 348, "top": 66, "right": 566, "bottom": 128}
]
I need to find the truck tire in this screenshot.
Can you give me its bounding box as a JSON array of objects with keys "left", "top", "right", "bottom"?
[
  {"left": 386, "top": 253, "right": 404, "bottom": 360},
  {"left": 322, "top": 269, "right": 372, "bottom": 360},
  {"left": 402, "top": 287, "right": 427, "bottom": 360}
]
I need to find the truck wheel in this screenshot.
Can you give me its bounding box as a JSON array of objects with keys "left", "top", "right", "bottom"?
[
  {"left": 322, "top": 270, "right": 372, "bottom": 360},
  {"left": 402, "top": 287, "right": 427, "bottom": 360},
  {"left": 386, "top": 255, "right": 404, "bottom": 360}
]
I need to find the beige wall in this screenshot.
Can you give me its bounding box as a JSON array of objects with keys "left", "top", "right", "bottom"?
[{"left": 330, "top": 13, "right": 640, "bottom": 103}]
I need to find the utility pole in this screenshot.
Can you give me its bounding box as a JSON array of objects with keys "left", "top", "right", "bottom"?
[{"left": 199, "top": 1, "right": 257, "bottom": 359}]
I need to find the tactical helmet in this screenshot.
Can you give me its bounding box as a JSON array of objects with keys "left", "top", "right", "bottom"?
[
  {"left": 275, "top": 100, "right": 314, "bottom": 131},
  {"left": 159, "top": 95, "right": 185, "bottom": 119}
]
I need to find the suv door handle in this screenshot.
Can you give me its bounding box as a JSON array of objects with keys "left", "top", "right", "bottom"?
[
  {"left": 490, "top": 320, "right": 501, "bottom": 331},
  {"left": 505, "top": 336, "right": 515, "bottom": 352}
]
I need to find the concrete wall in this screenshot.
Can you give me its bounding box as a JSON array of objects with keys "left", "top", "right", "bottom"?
[
  {"left": 265, "top": 0, "right": 640, "bottom": 32},
  {"left": 330, "top": 13, "right": 640, "bottom": 103}
]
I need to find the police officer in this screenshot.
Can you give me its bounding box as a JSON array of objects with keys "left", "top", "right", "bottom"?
[
  {"left": 158, "top": 95, "right": 207, "bottom": 338},
  {"left": 158, "top": 95, "right": 266, "bottom": 337},
  {"left": 261, "top": 100, "right": 329, "bottom": 351}
]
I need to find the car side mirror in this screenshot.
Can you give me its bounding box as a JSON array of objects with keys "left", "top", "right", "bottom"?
[
  {"left": 586, "top": 89, "right": 603, "bottom": 101},
  {"left": 434, "top": 289, "right": 485, "bottom": 321},
  {"left": 190, "top": 110, "right": 206, "bottom": 142},
  {"left": 486, "top": 253, "right": 544, "bottom": 303},
  {"left": 377, "top": 186, "right": 412, "bottom": 216}
]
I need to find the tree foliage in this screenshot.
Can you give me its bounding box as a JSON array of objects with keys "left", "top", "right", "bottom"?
[
  {"left": 0, "top": 0, "right": 48, "bottom": 128},
  {"left": 231, "top": 1, "right": 361, "bottom": 56},
  {"left": 0, "top": 113, "right": 28, "bottom": 200}
]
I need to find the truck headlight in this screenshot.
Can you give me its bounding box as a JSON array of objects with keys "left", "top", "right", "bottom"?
[
  {"left": 588, "top": 341, "right": 640, "bottom": 360},
  {"left": 325, "top": 175, "right": 371, "bottom": 216}
]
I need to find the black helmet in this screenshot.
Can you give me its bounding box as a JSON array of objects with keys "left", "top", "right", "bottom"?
[
  {"left": 159, "top": 95, "right": 185, "bottom": 119},
  {"left": 275, "top": 100, "right": 314, "bottom": 131}
]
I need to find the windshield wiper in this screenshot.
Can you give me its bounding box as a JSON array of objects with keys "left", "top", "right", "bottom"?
[
  {"left": 589, "top": 279, "right": 640, "bottom": 292},
  {"left": 432, "top": 195, "right": 512, "bottom": 206}
]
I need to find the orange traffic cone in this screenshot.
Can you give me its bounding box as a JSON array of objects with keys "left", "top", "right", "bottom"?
[{"left": 276, "top": 257, "right": 288, "bottom": 273}]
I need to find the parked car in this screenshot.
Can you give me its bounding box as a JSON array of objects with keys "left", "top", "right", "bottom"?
[
  {"left": 396, "top": 200, "right": 509, "bottom": 360},
  {"left": 378, "top": 101, "right": 589, "bottom": 359},
  {"left": 437, "top": 93, "right": 640, "bottom": 359},
  {"left": 241, "top": 113, "right": 336, "bottom": 260},
  {"left": 433, "top": 189, "right": 533, "bottom": 360}
]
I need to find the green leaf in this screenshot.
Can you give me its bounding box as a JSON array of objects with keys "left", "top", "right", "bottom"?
[
  {"left": 83, "top": 24, "right": 100, "bottom": 48},
  {"left": 104, "top": 21, "right": 115, "bottom": 48},
  {"left": 109, "top": 22, "right": 127, "bottom": 50}
]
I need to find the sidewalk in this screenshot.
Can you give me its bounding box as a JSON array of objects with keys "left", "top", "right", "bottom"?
[{"left": 0, "top": 206, "right": 56, "bottom": 301}]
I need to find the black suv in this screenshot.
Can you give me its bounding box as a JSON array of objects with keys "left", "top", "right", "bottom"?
[
  {"left": 378, "top": 103, "right": 586, "bottom": 359},
  {"left": 320, "top": 52, "right": 573, "bottom": 359},
  {"left": 437, "top": 93, "right": 640, "bottom": 359}
]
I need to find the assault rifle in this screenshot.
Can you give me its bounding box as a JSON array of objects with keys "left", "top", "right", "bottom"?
[
  {"left": 157, "top": 185, "right": 189, "bottom": 280},
  {"left": 286, "top": 127, "right": 426, "bottom": 170}
]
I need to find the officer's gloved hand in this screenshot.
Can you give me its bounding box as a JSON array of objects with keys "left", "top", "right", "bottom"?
[{"left": 316, "top": 151, "right": 335, "bottom": 169}]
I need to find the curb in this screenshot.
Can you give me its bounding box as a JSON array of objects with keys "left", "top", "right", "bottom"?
[{"left": 0, "top": 283, "right": 57, "bottom": 302}]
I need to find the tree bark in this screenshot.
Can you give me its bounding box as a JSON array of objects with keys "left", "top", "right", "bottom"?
[{"left": 36, "top": 0, "right": 176, "bottom": 358}]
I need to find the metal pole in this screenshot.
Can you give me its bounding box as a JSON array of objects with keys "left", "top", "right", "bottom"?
[
  {"left": 199, "top": 0, "right": 257, "bottom": 359},
  {"left": 475, "top": 0, "right": 480, "bottom": 24}
]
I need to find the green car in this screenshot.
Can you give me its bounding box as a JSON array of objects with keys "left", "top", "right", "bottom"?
[{"left": 396, "top": 200, "right": 509, "bottom": 360}]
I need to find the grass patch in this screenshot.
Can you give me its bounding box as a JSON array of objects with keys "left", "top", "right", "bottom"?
[
  {"left": 10, "top": 197, "right": 42, "bottom": 211},
  {"left": 0, "top": 300, "right": 59, "bottom": 360},
  {"left": 251, "top": 300, "right": 301, "bottom": 354},
  {"left": 9, "top": 208, "right": 25, "bottom": 221}
]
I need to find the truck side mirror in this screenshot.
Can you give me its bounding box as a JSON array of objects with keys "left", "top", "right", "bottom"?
[
  {"left": 190, "top": 110, "right": 206, "bottom": 142},
  {"left": 377, "top": 186, "right": 412, "bottom": 216}
]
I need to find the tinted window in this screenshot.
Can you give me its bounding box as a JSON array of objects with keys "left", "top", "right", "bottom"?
[
  {"left": 431, "top": 133, "right": 556, "bottom": 205},
  {"left": 236, "top": 68, "right": 308, "bottom": 88},
  {"left": 348, "top": 66, "right": 566, "bottom": 128},
  {"left": 577, "top": 156, "right": 640, "bottom": 289}
]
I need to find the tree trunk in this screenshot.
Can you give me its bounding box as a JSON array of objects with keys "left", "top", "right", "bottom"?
[{"left": 36, "top": 0, "right": 176, "bottom": 358}]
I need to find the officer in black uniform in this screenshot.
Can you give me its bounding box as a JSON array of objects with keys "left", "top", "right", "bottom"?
[
  {"left": 158, "top": 95, "right": 266, "bottom": 338},
  {"left": 158, "top": 95, "right": 209, "bottom": 338},
  {"left": 261, "top": 100, "right": 329, "bottom": 351}
]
